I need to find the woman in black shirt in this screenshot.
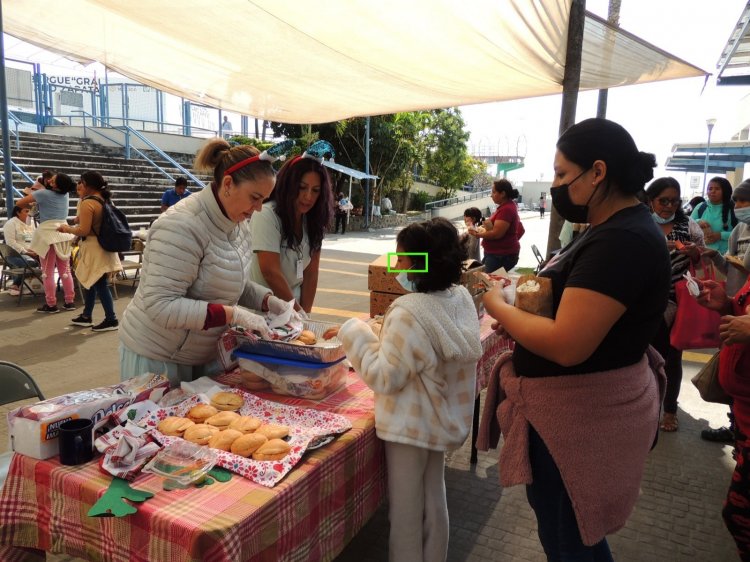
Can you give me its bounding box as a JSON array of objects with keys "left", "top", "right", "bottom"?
[{"left": 483, "top": 118, "right": 670, "bottom": 560}]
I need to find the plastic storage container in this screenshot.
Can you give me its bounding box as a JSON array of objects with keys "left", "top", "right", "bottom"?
[
  {"left": 142, "top": 440, "right": 218, "bottom": 489},
  {"left": 236, "top": 351, "right": 348, "bottom": 400}
]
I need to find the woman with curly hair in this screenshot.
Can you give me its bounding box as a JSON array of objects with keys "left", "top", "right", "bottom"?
[
  {"left": 325, "top": 217, "right": 482, "bottom": 561},
  {"left": 249, "top": 149, "right": 334, "bottom": 313}
]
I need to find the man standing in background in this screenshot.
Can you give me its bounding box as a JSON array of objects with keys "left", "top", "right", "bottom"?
[{"left": 222, "top": 115, "right": 233, "bottom": 139}]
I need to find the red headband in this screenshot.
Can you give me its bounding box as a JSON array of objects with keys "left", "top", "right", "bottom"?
[{"left": 223, "top": 155, "right": 261, "bottom": 176}]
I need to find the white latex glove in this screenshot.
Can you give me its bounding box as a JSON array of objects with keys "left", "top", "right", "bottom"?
[
  {"left": 266, "top": 295, "right": 305, "bottom": 324},
  {"left": 232, "top": 305, "right": 271, "bottom": 339}
]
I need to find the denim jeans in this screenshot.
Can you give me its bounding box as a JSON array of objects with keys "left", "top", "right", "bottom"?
[
  {"left": 483, "top": 253, "right": 519, "bottom": 274},
  {"left": 526, "top": 427, "right": 614, "bottom": 561},
  {"left": 83, "top": 274, "right": 116, "bottom": 321},
  {"left": 5, "top": 254, "right": 37, "bottom": 286}
]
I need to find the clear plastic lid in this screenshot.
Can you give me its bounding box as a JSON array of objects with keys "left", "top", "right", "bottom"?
[{"left": 143, "top": 440, "right": 218, "bottom": 489}]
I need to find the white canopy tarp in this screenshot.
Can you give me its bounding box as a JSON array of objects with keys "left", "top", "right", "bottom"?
[{"left": 4, "top": 0, "right": 705, "bottom": 124}]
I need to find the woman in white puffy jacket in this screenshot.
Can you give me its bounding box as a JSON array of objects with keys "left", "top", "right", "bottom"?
[{"left": 119, "top": 139, "right": 297, "bottom": 385}]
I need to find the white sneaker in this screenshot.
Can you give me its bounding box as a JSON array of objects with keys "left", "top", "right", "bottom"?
[{"left": 8, "top": 287, "right": 20, "bottom": 296}]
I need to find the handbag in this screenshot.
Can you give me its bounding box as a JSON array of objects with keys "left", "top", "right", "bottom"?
[
  {"left": 690, "top": 351, "right": 732, "bottom": 405},
  {"left": 669, "top": 261, "right": 723, "bottom": 350}
]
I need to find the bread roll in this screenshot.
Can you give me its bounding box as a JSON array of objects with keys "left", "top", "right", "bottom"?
[
  {"left": 205, "top": 410, "right": 241, "bottom": 429},
  {"left": 187, "top": 404, "right": 218, "bottom": 424},
  {"left": 230, "top": 433, "right": 268, "bottom": 457},
  {"left": 229, "top": 416, "right": 263, "bottom": 434},
  {"left": 208, "top": 429, "right": 243, "bottom": 452},
  {"left": 514, "top": 274, "right": 553, "bottom": 318},
  {"left": 297, "top": 329, "right": 317, "bottom": 345},
  {"left": 239, "top": 370, "right": 266, "bottom": 383},
  {"left": 157, "top": 416, "right": 194, "bottom": 437},
  {"left": 255, "top": 424, "right": 289, "bottom": 440},
  {"left": 183, "top": 423, "right": 220, "bottom": 445},
  {"left": 241, "top": 379, "right": 272, "bottom": 391},
  {"left": 252, "top": 438, "right": 291, "bottom": 461},
  {"left": 210, "top": 391, "right": 244, "bottom": 411}
]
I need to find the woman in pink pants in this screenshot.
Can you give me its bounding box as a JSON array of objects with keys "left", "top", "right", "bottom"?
[{"left": 16, "top": 173, "right": 77, "bottom": 313}]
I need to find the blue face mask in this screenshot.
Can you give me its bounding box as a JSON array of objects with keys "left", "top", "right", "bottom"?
[
  {"left": 652, "top": 212, "right": 675, "bottom": 225},
  {"left": 396, "top": 271, "right": 417, "bottom": 292},
  {"left": 735, "top": 207, "right": 750, "bottom": 225}
]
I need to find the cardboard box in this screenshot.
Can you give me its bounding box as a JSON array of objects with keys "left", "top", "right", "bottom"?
[
  {"left": 368, "top": 255, "right": 486, "bottom": 317},
  {"left": 368, "top": 253, "right": 408, "bottom": 295},
  {"left": 370, "top": 290, "right": 401, "bottom": 317}
]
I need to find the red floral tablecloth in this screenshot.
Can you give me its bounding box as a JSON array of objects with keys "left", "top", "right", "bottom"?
[{"left": 144, "top": 388, "right": 352, "bottom": 487}]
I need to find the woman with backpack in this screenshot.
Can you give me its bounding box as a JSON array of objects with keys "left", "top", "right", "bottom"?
[
  {"left": 57, "top": 171, "right": 122, "bottom": 332},
  {"left": 691, "top": 177, "right": 737, "bottom": 254},
  {"left": 469, "top": 179, "right": 522, "bottom": 273}
]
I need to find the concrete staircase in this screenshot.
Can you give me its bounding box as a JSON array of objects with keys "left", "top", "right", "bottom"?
[{"left": 1, "top": 131, "right": 210, "bottom": 229}]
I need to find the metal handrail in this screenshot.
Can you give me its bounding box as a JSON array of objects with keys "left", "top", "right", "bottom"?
[
  {"left": 67, "top": 111, "right": 205, "bottom": 188},
  {"left": 55, "top": 113, "right": 217, "bottom": 138},
  {"left": 424, "top": 188, "right": 492, "bottom": 210},
  {"left": 6, "top": 111, "right": 22, "bottom": 150},
  {"left": 0, "top": 148, "right": 35, "bottom": 190},
  {"left": 117, "top": 125, "right": 205, "bottom": 188}
]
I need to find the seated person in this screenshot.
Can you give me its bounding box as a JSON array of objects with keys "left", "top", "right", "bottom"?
[
  {"left": 161, "top": 177, "right": 191, "bottom": 212},
  {"left": 2, "top": 206, "right": 39, "bottom": 296}
]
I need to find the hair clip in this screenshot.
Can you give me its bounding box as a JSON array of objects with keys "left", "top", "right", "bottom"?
[
  {"left": 224, "top": 139, "right": 296, "bottom": 176},
  {"left": 301, "top": 140, "right": 336, "bottom": 163}
]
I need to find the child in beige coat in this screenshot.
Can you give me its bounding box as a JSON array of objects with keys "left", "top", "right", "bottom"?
[{"left": 329, "top": 217, "right": 482, "bottom": 562}]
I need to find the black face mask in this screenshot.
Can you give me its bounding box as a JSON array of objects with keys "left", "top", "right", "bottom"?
[{"left": 550, "top": 169, "right": 595, "bottom": 224}]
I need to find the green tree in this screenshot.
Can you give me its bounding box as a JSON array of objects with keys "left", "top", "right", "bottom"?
[
  {"left": 269, "top": 108, "right": 474, "bottom": 210},
  {"left": 421, "top": 108, "right": 475, "bottom": 199}
]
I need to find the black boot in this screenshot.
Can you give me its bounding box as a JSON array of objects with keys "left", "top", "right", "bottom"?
[{"left": 701, "top": 411, "right": 736, "bottom": 443}]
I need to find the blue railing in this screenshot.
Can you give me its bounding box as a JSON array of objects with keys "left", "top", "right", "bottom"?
[
  {"left": 6, "top": 112, "right": 22, "bottom": 150},
  {"left": 55, "top": 113, "right": 217, "bottom": 138},
  {"left": 118, "top": 126, "right": 205, "bottom": 188},
  {"left": 0, "top": 148, "right": 34, "bottom": 192},
  {"left": 68, "top": 111, "right": 205, "bottom": 188},
  {"left": 424, "top": 189, "right": 492, "bottom": 211}
]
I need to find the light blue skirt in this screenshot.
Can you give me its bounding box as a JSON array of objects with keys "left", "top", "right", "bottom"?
[{"left": 119, "top": 343, "right": 221, "bottom": 387}]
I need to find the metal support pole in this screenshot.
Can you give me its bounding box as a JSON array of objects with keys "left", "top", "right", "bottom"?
[
  {"left": 0, "top": 1, "right": 17, "bottom": 218},
  {"left": 547, "top": 0, "right": 586, "bottom": 259},
  {"left": 703, "top": 118, "right": 716, "bottom": 195},
  {"left": 596, "top": 0, "right": 621, "bottom": 118},
  {"left": 364, "top": 117, "right": 371, "bottom": 228},
  {"left": 103, "top": 67, "right": 110, "bottom": 125},
  {"left": 156, "top": 89, "right": 163, "bottom": 132},
  {"left": 33, "top": 63, "right": 43, "bottom": 132}
]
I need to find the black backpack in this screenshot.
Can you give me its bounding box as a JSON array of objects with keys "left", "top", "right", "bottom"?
[{"left": 83, "top": 196, "right": 132, "bottom": 252}]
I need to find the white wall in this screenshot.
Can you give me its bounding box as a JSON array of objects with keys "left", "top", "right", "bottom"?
[
  {"left": 45, "top": 126, "right": 206, "bottom": 155},
  {"left": 429, "top": 195, "right": 494, "bottom": 220}
]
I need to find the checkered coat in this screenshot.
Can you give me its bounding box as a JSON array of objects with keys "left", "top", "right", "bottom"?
[{"left": 339, "top": 286, "right": 482, "bottom": 451}]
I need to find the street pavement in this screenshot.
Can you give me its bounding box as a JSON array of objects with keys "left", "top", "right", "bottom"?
[{"left": 0, "top": 212, "right": 740, "bottom": 561}]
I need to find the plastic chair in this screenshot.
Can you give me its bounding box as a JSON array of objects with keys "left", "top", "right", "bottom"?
[
  {"left": 0, "top": 361, "right": 45, "bottom": 490},
  {"left": 531, "top": 244, "right": 545, "bottom": 273},
  {"left": 0, "top": 243, "right": 44, "bottom": 305}
]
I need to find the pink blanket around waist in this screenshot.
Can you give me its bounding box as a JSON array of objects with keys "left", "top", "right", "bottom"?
[{"left": 497, "top": 348, "right": 666, "bottom": 546}]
